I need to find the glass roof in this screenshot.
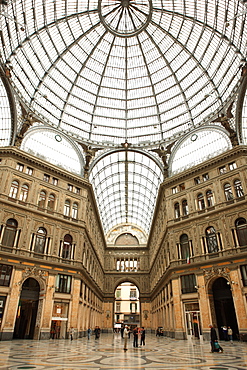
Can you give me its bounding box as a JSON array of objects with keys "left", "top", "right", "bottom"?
[
  {"left": 90, "top": 150, "right": 163, "bottom": 233},
  {"left": 0, "top": 0, "right": 247, "bottom": 236},
  {"left": 1, "top": 0, "right": 246, "bottom": 147}
]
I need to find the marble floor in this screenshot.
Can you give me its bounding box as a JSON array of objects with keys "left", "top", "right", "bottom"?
[{"left": 0, "top": 333, "right": 246, "bottom": 370}]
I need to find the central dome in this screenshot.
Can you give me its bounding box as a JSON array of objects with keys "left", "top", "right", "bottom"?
[{"left": 1, "top": 0, "right": 246, "bottom": 148}]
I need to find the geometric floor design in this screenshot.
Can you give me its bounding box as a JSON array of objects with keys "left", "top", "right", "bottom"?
[{"left": 0, "top": 333, "right": 247, "bottom": 370}]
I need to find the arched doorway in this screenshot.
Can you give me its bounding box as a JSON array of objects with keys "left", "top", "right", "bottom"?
[
  {"left": 114, "top": 282, "right": 140, "bottom": 333},
  {"left": 14, "top": 278, "right": 40, "bottom": 339},
  {"left": 212, "top": 277, "right": 239, "bottom": 340}
]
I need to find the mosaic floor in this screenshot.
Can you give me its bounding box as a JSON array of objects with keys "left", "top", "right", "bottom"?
[{"left": 0, "top": 333, "right": 246, "bottom": 370}]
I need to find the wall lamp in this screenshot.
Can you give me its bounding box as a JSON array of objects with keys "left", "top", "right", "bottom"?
[{"left": 227, "top": 281, "right": 238, "bottom": 285}]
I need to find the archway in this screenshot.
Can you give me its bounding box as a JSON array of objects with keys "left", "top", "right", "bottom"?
[
  {"left": 114, "top": 282, "right": 140, "bottom": 334},
  {"left": 14, "top": 278, "right": 40, "bottom": 339},
  {"left": 212, "top": 277, "right": 239, "bottom": 340}
]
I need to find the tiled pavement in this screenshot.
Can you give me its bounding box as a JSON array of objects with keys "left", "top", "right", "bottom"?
[{"left": 0, "top": 333, "right": 246, "bottom": 370}]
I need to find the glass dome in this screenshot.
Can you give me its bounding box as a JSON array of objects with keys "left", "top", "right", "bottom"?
[{"left": 0, "top": 0, "right": 246, "bottom": 148}]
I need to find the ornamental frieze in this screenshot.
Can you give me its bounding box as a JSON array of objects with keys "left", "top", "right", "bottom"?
[{"left": 203, "top": 266, "right": 230, "bottom": 283}]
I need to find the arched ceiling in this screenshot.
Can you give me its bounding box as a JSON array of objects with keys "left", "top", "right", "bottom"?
[{"left": 1, "top": 0, "right": 246, "bottom": 148}]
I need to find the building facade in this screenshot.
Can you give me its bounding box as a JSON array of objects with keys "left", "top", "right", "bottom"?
[{"left": 0, "top": 145, "right": 247, "bottom": 341}]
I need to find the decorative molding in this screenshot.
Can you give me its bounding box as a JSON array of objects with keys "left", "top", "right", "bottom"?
[{"left": 203, "top": 266, "right": 230, "bottom": 283}]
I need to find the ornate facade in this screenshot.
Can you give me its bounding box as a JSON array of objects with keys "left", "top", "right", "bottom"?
[{"left": 0, "top": 145, "right": 247, "bottom": 340}]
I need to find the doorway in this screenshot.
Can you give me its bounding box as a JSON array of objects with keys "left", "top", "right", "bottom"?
[
  {"left": 184, "top": 302, "right": 202, "bottom": 340},
  {"left": 13, "top": 278, "right": 40, "bottom": 339},
  {"left": 114, "top": 282, "right": 140, "bottom": 331},
  {"left": 212, "top": 277, "right": 239, "bottom": 340}
]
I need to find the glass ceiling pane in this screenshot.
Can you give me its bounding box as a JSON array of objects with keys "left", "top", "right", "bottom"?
[
  {"left": 0, "top": 79, "right": 12, "bottom": 146},
  {"left": 90, "top": 151, "right": 163, "bottom": 234}
]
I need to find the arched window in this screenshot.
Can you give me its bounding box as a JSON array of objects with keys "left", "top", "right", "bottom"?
[
  {"left": 47, "top": 193, "right": 55, "bottom": 211},
  {"left": 235, "top": 218, "right": 247, "bottom": 247},
  {"left": 2, "top": 218, "right": 18, "bottom": 248},
  {"left": 62, "top": 234, "right": 73, "bottom": 259},
  {"left": 224, "top": 183, "right": 233, "bottom": 201},
  {"left": 72, "top": 202, "right": 78, "bottom": 219},
  {"left": 205, "top": 226, "right": 219, "bottom": 253},
  {"left": 64, "top": 200, "right": 71, "bottom": 216},
  {"left": 197, "top": 193, "right": 205, "bottom": 210},
  {"left": 174, "top": 202, "right": 180, "bottom": 218},
  {"left": 182, "top": 199, "right": 189, "bottom": 216},
  {"left": 206, "top": 190, "right": 214, "bottom": 207},
  {"left": 9, "top": 180, "right": 19, "bottom": 198},
  {"left": 180, "top": 234, "right": 190, "bottom": 261},
  {"left": 34, "top": 227, "right": 47, "bottom": 254},
  {"left": 234, "top": 179, "right": 244, "bottom": 198},
  {"left": 19, "top": 184, "right": 29, "bottom": 202},
  {"left": 38, "top": 190, "right": 46, "bottom": 208}
]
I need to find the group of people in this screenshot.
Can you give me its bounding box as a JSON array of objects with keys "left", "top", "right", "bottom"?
[
  {"left": 209, "top": 324, "right": 233, "bottom": 353},
  {"left": 123, "top": 326, "right": 145, "bottom": 351}
]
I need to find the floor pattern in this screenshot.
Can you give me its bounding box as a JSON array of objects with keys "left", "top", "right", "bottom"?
[{"left": 0, "top": 333, "right": 246, "bottom": 370}]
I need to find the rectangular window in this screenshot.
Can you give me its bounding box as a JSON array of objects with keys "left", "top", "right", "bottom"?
[
  {"left": 67, "top": 184, "right": 73, "bottom": 191},
  {"left": 181, "top": 274, "right": 197, "bottom": 294},
  {"left": 240, "top": 265, "right": 247, "bottom": 286},
  {"left": 130, "top": 289, "right": 137, "bottom": 299},
  {"left": 52, "top": 177, "right": 58, "bottom": 185},
  {"left": 179, "top": 183, "right": 185, "bottom": 191},
  {"left": 194, "top": 177, "right": 200, "bottom": 185},
  {"left": 16, "top": 163, "right": 24, "bottom": 172},
  {"left": 202, "top": 173, "right": 209, "bottom": 181},
  {"left": 219, "top": 166, "right": 227, "bottom": 174},
  {"left": 75, "top": 187, "right": 80, "bottom": 194},
  {"left": 229, "top": 162, "right": 237, "bottom": 170},
  {"left": 43, "top": 174, "right": 50, "bottom": 182},
  {"left": 25, "top": 167, "right": 33, "bottom": 175},
  {"left": 172, "top": 186, "right": 178, "bottom": 194},
  {"left": 55, "top": 274, "right": 72, "bottom": 293},
  {"left": 116, "top": 302, "right": 121, "bottom": 312},
  {"left": 0, "top": 264, "right": 13, "bottom": 286},
  {"left": 116, "top": 289, "right": 121, "bottom": 298}
]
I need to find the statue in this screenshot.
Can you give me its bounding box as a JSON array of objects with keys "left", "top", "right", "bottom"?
[
  {"left": 212, "top": 102, "right": 239, "bottom": 147},
  {"left": 14, "top": 103, "right": 41, "bottom": 147},
  {"left": 79, "top": 143, "right": 101, "bottom": 179},
  {"left": 150, "top": 141, "right": 176, "bottom": 177}
]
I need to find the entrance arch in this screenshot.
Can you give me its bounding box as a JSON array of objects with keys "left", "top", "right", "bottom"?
[
  {"left": 212, "top": 277, "right": 239, "bottom": 340},
  {"left": 14, "top": 277, "right": 40, "bottom": 339},
  {"left": 114, "top": 282, "right": 140, "bottom": 332}
]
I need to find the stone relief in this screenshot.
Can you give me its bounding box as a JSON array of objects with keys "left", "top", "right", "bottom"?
[{"left": 203, "top": 266, "right": 230, "bottom": 283}]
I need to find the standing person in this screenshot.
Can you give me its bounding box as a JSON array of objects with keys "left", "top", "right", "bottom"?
[
  {"left": 121, "top": 324, "right": 124, "bottom": 339},
  {"left": 87, "top": 327, "right": 92, "bottom": 340},
  {"left": 69, "top": 327, "right": 74, "bottom": 341},
  {"left": 140, "top": 327, "right": 145, "bottom": 346},
  {"left": 228, "top": 326, "right": 233, "bottom": 343},
  {"left": 222, "top": 325, "right": 228, "bottom": 340},
  {"left": 209, "top": 324, "right": 218, "bottom": 352},
  {"left": 123, "top": 325, "right": 129, "bottom": 351},
  {"left": 133, "top": 326, "right": 138, "bottom": 348}
]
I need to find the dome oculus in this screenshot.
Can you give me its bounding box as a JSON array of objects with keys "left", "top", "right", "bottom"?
[{"left": 98, "top": 0, "right": 152, "bottom": 37}]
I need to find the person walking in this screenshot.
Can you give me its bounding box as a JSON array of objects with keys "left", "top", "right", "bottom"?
[
  {"left": 140, "top": 327, "right": 145, "bottom": 346},
  {"left": 209, "top": 324, "right": 218, "bottom": 352},
  {"left": 87, "top": 327, "right": 92, "bottom": 340},
  {"left": 123, "top": 325, "right": 129, "bottom": 351},
  {"left": 228, "top": 326, "right": 233, "bottom": 343}
]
